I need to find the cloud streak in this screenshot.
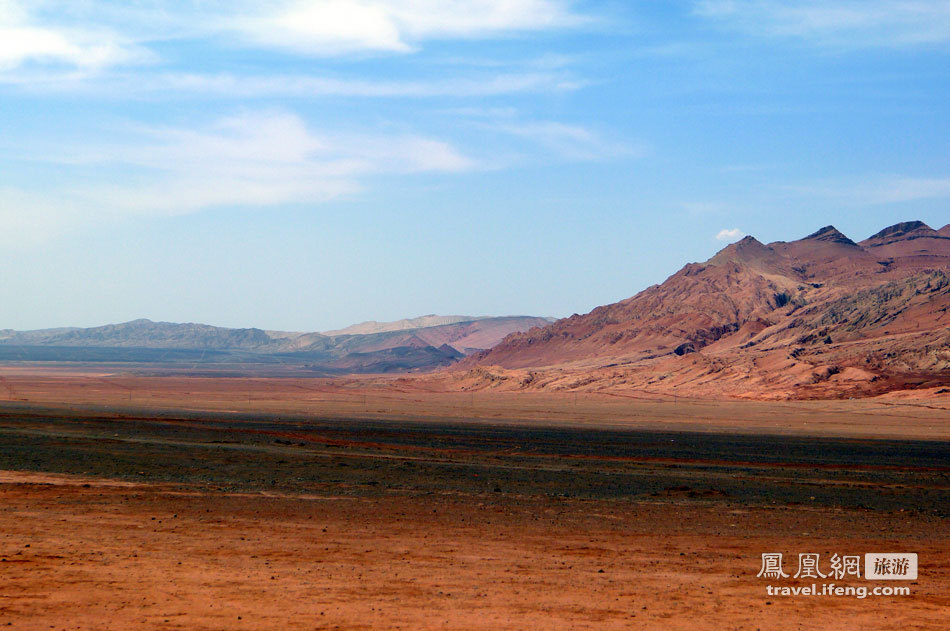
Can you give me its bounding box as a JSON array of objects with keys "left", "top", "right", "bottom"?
[
  {"left": 0, "top": 0, "right": 589, "bottom": 75},
  {"left": 694, "top": 0, "right": 950, "bottom": 48},
  {"left": 487, "top": 120, "right": 640, "bottom": 161},
  {"left": 0, "top": 1, "right": 592, "bottom": 101},
  {"left": 1, "top": 70, "right": 585, "bottom": 99},
  {"left": 796, "top": 175, "right": 950, "bottom": 205},
  {"left": 231, "top": 0, "right": 588, "bottom": 55},
  {"left": 0, "top": 111, "right": 474, "bottom": 245}
]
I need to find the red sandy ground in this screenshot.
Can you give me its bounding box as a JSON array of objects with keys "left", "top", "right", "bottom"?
[
  {"left": 0, "top": 367, "right": 946, "bottom": 629},
  {"left": 1, "top": 471, "right": 946, "bottom": 631},
  {"left": 0, "top": 366, "right": 948, "bottom": 439}
]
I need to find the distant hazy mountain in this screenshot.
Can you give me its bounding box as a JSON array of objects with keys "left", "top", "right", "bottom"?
[
  {"left": 0, "top": 319, "right": 276, "bottom": 350},
  {"left": 323, "top": 315, "right": 479, "bottom": 336},
  {"left": 0, "top": 315, "right": 552, "bottom": 374}
]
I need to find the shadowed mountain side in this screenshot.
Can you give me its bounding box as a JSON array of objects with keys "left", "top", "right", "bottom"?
[{"left": 450, "top": 221, "right": 950, "bottom": 399}]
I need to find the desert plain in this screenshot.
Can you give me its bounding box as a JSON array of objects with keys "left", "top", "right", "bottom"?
[{"left": 0, "top": 365, "right": 946, "bottom": 630}]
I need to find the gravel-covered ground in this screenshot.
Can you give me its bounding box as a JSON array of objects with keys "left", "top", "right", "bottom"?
[{"left": 0, "top": 402, "right": 946, "bottom": 629}]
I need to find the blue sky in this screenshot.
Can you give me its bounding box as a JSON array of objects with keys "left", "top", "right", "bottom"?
[{"left": 1, "top": 0, "right": 948, "bottom": 331}]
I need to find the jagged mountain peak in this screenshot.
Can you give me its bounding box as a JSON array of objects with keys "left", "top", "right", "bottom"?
[
  {"left": 801, "top": 225, "right": 856, "bottom": 245},
  {"left": 708, "top": 235, "right": 771, "bottom": 263},
  {"left": 862, "top": 220, "right": 937, "bottom": 246}
]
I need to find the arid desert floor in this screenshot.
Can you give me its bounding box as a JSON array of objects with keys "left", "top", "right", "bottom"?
[{"left": 0, "top": 366, "right": 947, "bottom": 629}]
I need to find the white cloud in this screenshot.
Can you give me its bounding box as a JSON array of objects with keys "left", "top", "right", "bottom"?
[
  {"left": 715, "top": 227, "right": 745, "bottom": 241},
  {"left": 233, "top": 0, "right": 588, "bottom": 55},
  {"left": 0, "top": 1, "right": 589, "bottom": 75},
  {"left": 694, "top": 0, "right": 950, "bottom": 47},
  {"left": 0, "top": 1, "right": 591, "bottom": 95},
  {"left": 0, "top": 1, "right": 150, "bottom": 71},
  {"left": 0, "top": 111, "right": 474, "bottom": 245}
]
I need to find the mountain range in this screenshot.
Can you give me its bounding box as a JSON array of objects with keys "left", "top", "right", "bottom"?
[
  {"left": 4, "top": 220, "right": 947, "bottom": 398},
  {"left": 450, "top": 221, "right": 950, "bottom": 399},
  {"left": 0, "top": 315, "right": 552, "bottom": 375}
]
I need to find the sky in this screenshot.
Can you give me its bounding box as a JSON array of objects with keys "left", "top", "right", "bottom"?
[{"left": 1, "top": 0, "right": 948, "bottom": 332}]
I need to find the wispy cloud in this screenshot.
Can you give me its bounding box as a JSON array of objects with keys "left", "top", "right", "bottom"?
[
  {"left": 0, "top": 1, "right": 593, "bottom": 99},
  {"left": 2, "top": 70, "right": 584, "bottom": 99},
  {"left": 715, "top": 227, "right": 745, "bottom": 241},
  {"left": 483, "top": 119, "right": 642, "bottom": 162},
  {"left": 231, "top": 0, "right": 589, "bottom": 55},
  {"left": 0, "top": 1, "right": 590, "bottom": 76},
  {"left": 694, "top": 0, "right": 950, "bottom": 48},
  {"left": 0, "top": 111, "right": 474, "bottom": 245},
  {"left": 165, "top": 71, "right": 583, "bottom": 98},
  {"left": 0, "top": 0, "right": 150, "bottom": 71},
  {"left": 794, "top": 175, "right": 950, "bottom": 205}
]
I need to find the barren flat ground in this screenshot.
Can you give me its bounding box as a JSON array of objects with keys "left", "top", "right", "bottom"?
[
  {"left": 0, "top": 366, "right": 947, "bottom": 629},
  {"left": 1, "top": 364, "right": 949, "bottom": 439}
]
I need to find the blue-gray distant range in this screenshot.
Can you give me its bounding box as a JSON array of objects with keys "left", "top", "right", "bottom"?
[{"left": 0, "top": 315, "right": 554, "bottom": 376}]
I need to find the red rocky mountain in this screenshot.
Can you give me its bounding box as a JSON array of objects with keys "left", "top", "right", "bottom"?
[{"left": 453, "top": 221, "right": 950, "bottom": 399}]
